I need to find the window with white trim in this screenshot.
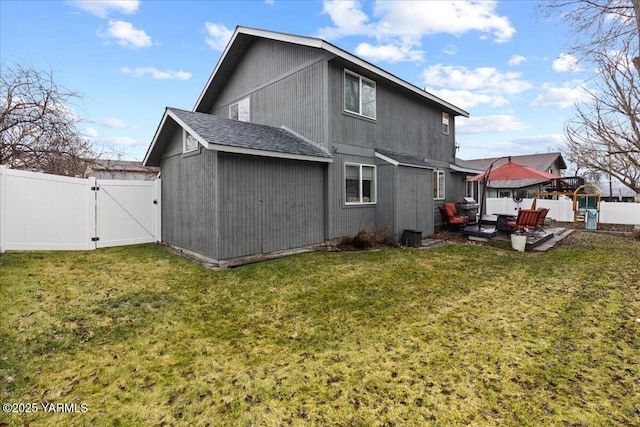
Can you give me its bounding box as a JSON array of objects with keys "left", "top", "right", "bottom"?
[
  {"left": 465, "top": 180, "right": 476, "bottom": 199},
  {"left": 433, "top": 170, "right": 445, "bottom": 200},
  {"left": 344, "top": 70, "right": 376, "bottom": 119},
  {"left": 442, "top": 112, "right": 450, "bottom": 135},
  {"left": 345, "top": 163, "right": 376, "bottom": 204},
  {"left": 229, "top": 97, "right": 250, "bottom": 122},
  {"left": 183, "top": 130, "right": 199, "bottom": 153}
]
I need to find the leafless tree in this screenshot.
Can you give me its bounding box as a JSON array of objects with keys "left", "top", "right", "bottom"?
[
  {"left": 563, "top": 48, "right": 640, "bottom": 194},
  {"left": 0, "top": 62, "right": 99, "bottom": 176},
  {"left": 542, "top": 0, "right": 640, "bottom": 74}
]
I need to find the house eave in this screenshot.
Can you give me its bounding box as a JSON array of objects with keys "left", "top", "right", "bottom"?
[
  {"left": 206, "top": 143, "right": 333, "bottom": 163},
  {"left": 194, "top": 26, "right": 469, "bottom": 117},
  {"left": 375, "top": 151, "right": 434, "bottom": 170},
  {"left": 450, "top": 164, "right": 483, "bottom": 174}
]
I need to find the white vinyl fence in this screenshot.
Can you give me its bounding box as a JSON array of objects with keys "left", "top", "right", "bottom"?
[
  {"left": 486, "top": 197, "right": 640, "bottom": 225},
  {"left": 0, "top": 166, "right": 161, "bottom": 252}
]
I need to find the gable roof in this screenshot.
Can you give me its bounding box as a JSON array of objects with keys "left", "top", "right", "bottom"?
[
  {"left": 464, "top": 152, "right": 567, "bottom": 172},
  {"left": 194, "top": 26, "right": 469, "bottom": 117},
  {"left": 144, "top": 108, "right": 332, "bottom": 166}
]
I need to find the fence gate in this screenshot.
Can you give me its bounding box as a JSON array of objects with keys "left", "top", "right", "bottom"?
[{"left": 0, "top": 166, "right": 161, "bottom": 252}]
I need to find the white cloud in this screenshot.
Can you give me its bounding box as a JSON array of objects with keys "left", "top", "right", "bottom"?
[
  {"left": 423, "top": 65, "right": 531, "bottom": 94},
  {"left": 374, "top": 0, "right": 515, "bottom": 43},
  {"left": 508, "top": 55, "right": 527, "bottom": 66},
  {"left": 66, "top": 0, "right": 139, "bottom": 18},
  {"left": 355, "top": 42, "right": 424, "bottom": 63},
  {"left": 82, "top": 127, "right": 100, "bottom": 138},
  {"left": 318, "top": 1, "right": 514, "bottom": 64},
  {"left": 456, "top": 115, "right": 529, "bottom": 134},
  {"left": 443, "top": 44, "right": 457, "bottom": 55},
  {"left": 552, "top": 53, "right": 584, "bottom": 72},
  {"left": 105, "top": 136, "right": 138, "bottom": 146},
  {"left": 100, "top": 20, "right": 152, "bottom": 48},
  {"left": 121, "top": 67, "right": 191, "bottom": 80},
  {"left": 425, "top": 88, "right": 508, "bottom": 110},
  {"left": 204, "top": 23, "right": 233, "bottom": 51},
  {"left": 422, "top": 64, "right": 532, "bottom": 107},
  {"left": 531, "top": 82, "right": 590, "bottom": 108},
  {"left": 318, "top": 0, "right": 372, "bottom": 39},
  {"left": 102, "top": 117, "right": 138, "bottom": 128},
  {"left": 512, "top": 134, "right": 565, "bottom": 151},
  {"left": 319, "top": 0, "right": 514, "bottom": 43}
]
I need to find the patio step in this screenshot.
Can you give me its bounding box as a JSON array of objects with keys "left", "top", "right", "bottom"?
[{"left": 532, "top": 228, "right": 575, "bottom": 252}]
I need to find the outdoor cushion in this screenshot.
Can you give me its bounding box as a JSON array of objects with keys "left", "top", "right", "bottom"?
[{"left": 506, "top": 209, "right": 541, "bottom": 232}]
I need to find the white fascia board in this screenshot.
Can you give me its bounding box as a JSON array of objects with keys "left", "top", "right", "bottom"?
[
  {"left": 165, "top": 109, "right": 209, "bottom": 148},
  {"left": 450, "top": 164, "right": 483, "bottom": 174},
  {"left": 143, "top": 109, "right": 171, "bottom": 166},
  {"left": 207, "top": 143, "right": 333, "bottom": 163},
  {"left": 375, "top": 152, "right": 399, "bottom": 166},
  {"left": 375, "top": 152, "right": 434, "bottom": 170},
  {"left": 193, "top": 28, "right": 242, "bottom": 112}
]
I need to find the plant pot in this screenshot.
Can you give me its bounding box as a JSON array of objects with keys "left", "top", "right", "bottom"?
[{"left": 511, "top": 234, "right": 527, "bottom": 252}]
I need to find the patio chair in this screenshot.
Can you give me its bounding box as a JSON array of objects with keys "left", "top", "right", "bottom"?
[
  {"left": 438, "top": 203, "right": 468, "bottom": 230},
  {"left": 535, "top": 208, "right": 549, "bottom": 233},
  {"left": 505, "top": 209, "right": 541, "bottom": 233}
]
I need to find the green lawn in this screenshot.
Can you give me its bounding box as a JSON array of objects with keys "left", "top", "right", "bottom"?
[{"left": 1, "top": 232, "right": 639, "bottom": 426}]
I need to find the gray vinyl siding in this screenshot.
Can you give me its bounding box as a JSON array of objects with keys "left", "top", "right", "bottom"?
[
  {"left": 375, "top": 163, "right": 434, "bottom": 240},
  {"left": 375, "top": 163, "right": 396, "bottom": 240},
  {"left": 218, "top": 153, "right": 325, "bottom": 260},
  {"left": 396, "top": 167, "right": 433, "bottom": 238},
  {"left": 160, "top": 131, "right": 219, "bottom": 260},
  {"left": 327, "top": 154, "right": 377, "bottom": 239},
  {"left": 327, "top": 59, "right": 456, "bottom": 162},
  {"left": 209, "top": 39, "right": 329, "bottom": 145}
]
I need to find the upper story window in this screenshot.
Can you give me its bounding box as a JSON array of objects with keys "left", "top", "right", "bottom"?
[
  {"left": 434, "top": 170, "right": 445, "bottom": 200},
  {"left": 442, "top": 112, "right": 450, "bottom": 135},
  {"left": 345, "top": 163, "right": 377, "bottom": 205},
  {"left": 229, "top": 97, "right": 250, "bottom": 122},
  {"left": 344, "top": 70, "right": 376, "bottom": 119},
  {"left": 183, "top": 130, "right": 199, "bottom": 153}
]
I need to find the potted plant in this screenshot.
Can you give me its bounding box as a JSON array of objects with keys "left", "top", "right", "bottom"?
[{"left": 511, "top": 229, "right": 527, "bottom": 252}]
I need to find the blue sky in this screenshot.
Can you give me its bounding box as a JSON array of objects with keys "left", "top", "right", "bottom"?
[{"left": 0, "top": 0, "right": 593, "bottom": 163}]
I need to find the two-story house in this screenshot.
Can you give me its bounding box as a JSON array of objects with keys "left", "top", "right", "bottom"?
[{"left": 143, "top": 26, "right": 469, "bottom": 263}]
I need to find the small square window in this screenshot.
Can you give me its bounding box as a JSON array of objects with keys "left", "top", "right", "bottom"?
[
  {"left": 229, "top": 97, "right": 250, "bottom": 122},
  {"left": 442, "top": 112, "right": 450, "bottom": 135},
  {"left": 345, "top": 163, "right": 377, "bottom": 205},
  {"left": 184, "top": 131, "right": 199, "bottom": 153}
]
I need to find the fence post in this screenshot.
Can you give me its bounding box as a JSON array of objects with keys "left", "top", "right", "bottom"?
[
  {"left": 88, "top": 176, "right": 98, "bottom": 250},
  {"left": 154, "top": 178, "right": 161, "bottom": 243},
  {"left": 0, "top": 166, "right": 6, "bottom": 253}
]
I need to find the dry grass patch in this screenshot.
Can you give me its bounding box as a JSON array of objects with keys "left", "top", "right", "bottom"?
[{"left": 1, "top": 233, "right": 639, "bottom": 426}]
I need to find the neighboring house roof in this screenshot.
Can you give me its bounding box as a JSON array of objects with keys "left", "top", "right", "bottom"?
[
  {"left": 84, "top": 160, "right": 160, "bottom": 180},
  {"left": 465, "top": 152, "right": 567, "bottom": 172},
  {"left": 375, "top": 150, "right": 436, "bottom": 169},
  {"left": 194, "top": 26, "right": 469, "bottom": 118},
  {"left": 145, "top": 108, "right": 332, "bottom": 166}
]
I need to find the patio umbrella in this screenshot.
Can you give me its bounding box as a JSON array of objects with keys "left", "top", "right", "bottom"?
[
  {"left": 467, "top": 160, "right": 561, "bottom": 183},
  {"left": 469, "top": 159, "right": 562, "bottom": 230}
]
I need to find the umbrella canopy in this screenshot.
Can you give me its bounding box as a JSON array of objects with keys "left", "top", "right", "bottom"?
[{"left": 467, "top": 160, "right": 561, "bottom": 183}]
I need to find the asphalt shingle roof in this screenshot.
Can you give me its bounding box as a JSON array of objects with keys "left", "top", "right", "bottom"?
[{"left": 169, "top": 107, "right": 331, "bottom": 160}]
